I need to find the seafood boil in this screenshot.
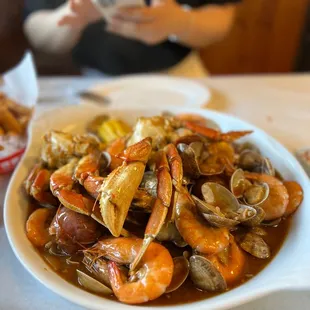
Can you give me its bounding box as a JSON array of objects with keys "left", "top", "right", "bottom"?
[{"left": 24, "top": 113, "right": 303, "bottom": 305}]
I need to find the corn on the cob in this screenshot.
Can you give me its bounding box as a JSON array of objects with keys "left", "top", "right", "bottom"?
[{"left": 98, "top": 119, "right": 131, "bottom": 143}]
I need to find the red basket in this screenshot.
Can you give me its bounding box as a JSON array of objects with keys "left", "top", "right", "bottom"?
[{"left": 0, "top": 147, "right": 26, "bottom": 174}]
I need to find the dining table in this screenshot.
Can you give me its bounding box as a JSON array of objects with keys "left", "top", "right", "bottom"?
[{"left": 1, "top": 74, "right": 310, "bottom": 310}]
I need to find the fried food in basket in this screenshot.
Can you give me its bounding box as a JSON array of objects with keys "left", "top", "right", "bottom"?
[{"left": 0, "top": 92, "right": 32, "bottom": 136}]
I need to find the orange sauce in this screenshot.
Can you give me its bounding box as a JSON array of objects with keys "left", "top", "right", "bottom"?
[{"left": 32, "top": 201, "right": 290, "bottom": 306}]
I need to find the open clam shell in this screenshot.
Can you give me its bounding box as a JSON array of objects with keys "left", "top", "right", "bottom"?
[
  {"left": 239, "top": 150, "right": 263, "bottom": 171},
  {"left": 157, "top": 222, "right": 187, "bottom": 247},
  {"left": 177, "top": 142, "right": 224, "bottom": 178},
  {"left": 82, "top": 252, "right": 111, "bottom": 288},
  {"left": 202, "top": 213, "right": 240, "bottom": 228},
  {"left": 189, "top": 255, "right": 227, "bottom": 292},
  {"left": 177, "top": 143, "right": 201, "bottom": 179},
  {"left": 242, "top": 205, "right": 265, "bottom": 226},
  {"left": 230, "top": 169, "right": 249, "bottom": 198},
  {"left": 235, "top": 204, "right": 257, "bottom": 222},
  {"left": 239, "top": 150, "right": 275, "bottom": 176},
  {"left": 166, "top": 256, "right": 190, "bottom": 293},
  {"left": 230, "top": 169, "right": 270, "bottom": 207},
  {"left": 77, "top": 270, "right": 113, "bottom": 295},
  {"left": 202, "top": 182, "right": 240, "bottom": 214},
  {"left": 239, "top": 232, "right": 270, "bottom": 259},
  {"left": 243, "top": 182, "right": 269, "bottom": 206},
  {"left": 192, "top": 195, "right": 239, "bottom": 228},
  {"left": 201, "top": 182, "right": 256, "bottom": 223}
]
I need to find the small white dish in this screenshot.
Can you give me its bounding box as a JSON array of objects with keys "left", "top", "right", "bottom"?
[
  {"left": 80, "top": 75, "right": 211, "bottom": 108},
  {"left": 4, "top": 104, "right": 310, "bottom": 310}
]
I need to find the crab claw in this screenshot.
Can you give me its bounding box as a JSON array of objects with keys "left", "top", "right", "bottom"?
[
  {"left": 50, "top": 158, "right": 94, "bottom": 215},
  {"left": 116, "top": 137, "right": 152, "bottom": 164},
  {"left": 56, "top": 190, "right": 94, "bottom": 215},
  {"left": 24, "top": 164, "right": 58, "bottom": 208},
  {"left": 99, "top": 138, "right": 152, "bottom": 237}
]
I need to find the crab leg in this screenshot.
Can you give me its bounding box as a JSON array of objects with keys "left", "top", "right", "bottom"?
[
  {"left": 99, "top": 137, "right": 152, "bottom": 237},
  {"left": 130, "top": 150, "right": 172, "bottom": 273},
  {"left": 184, "top": 121, "right": 253, "bottom": 142},
  {"left": 165, "top": 144, "right": 184, "bottom": 222}
]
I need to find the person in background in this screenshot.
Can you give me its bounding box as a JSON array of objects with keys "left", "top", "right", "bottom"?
[{"left": 24, "top": 0, "right": 241, "bottom": 77}]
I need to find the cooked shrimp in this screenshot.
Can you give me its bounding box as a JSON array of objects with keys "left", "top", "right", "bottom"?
[
  {"left": 85, "top": 237, "right": 173, "bottom": 304},
  {"left": 207, "top": 235, "right": 245, "bottom": 285},
  {"left": 26, "top": 208, "right": 55, "bottom": 247},
  {"left": 245, "top": 173, "right": 289, "bottom": 220},
  {"left": 283, "top": 181, "right": 304, "bottom": 217},
  {"left": 175, "top": 190, "right": 230, "bottom": 255}
]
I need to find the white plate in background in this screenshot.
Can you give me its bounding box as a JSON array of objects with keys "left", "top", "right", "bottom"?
[{"left": 81, "top": 75, "right": 211, "bottom": 108}]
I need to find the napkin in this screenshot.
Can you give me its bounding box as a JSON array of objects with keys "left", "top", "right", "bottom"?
[{"left": 1, "top": 51, "right": 38, "bottom": 108}]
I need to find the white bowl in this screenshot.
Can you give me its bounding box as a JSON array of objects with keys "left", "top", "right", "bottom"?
[{"left": 4, "top": 104, "right": 310, "bottom": 310}]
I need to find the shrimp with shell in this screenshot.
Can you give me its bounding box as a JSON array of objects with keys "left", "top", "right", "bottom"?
[{"left": 84, "top": 237, "right": 174, "bottom": 304}]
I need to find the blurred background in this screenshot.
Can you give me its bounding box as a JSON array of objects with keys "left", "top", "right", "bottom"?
[{"left": 0, "top": 0, "right": 309, "bottom": 75}]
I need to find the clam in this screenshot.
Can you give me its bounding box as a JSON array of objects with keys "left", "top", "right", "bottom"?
[
  {"left": 192, "top": 195, "right": 240, "bottom": 228},
  {"left": 202, "top": 213, "right": 240, "bottom": 228},
  {"left": 251, "top": 227, "right": 267, "bottom": 236},
  {"left": 230, "top": 169, "right": 250, "bottom": 198},
  {"left": 77, "top": 270, "right": 112, "bottom": 295},
  {"left": 239, "top": 232, "right": 270, "bottom": 259},
  {"left": 239, "top": 150, "right": 275, "bottom": 176},
  {"left": 140, "top": 171, "right": 157, "bottom": 198},
  {"left": 177, "top": 143, "right": 201, "bottom": 179},
  {"left": 239, "top": 150, "right": 263, "bottom": 171},
  {"left": 201, "top": 182, "right": 257, "bottom": 224},
  {"left": 230, "top": 169, "right": 270, "bottom": 206},
  {"left": 166, "top": 256, "right": 190, "bottom": 293},
  {"left": 243, "top": 182, "right": 269, "bottom": 206},
  {"left": 242, "top": 206, "right": 265, "bottom": 226},
  {"left": 156, "top": 222, "right": 187, "bottom": 247},
  {"left": 260, "top": 158, "right": 275, "bottom": 176},
  {"left": 83, "top": 252, "right": 111, "bottom": 288},
  {"left": 235, "top": 142, "right": 261, "bottom": 154},
  {"left": 177, "top": 143, "right": 224, "bottom": 179},
  {"left": 189, "top": 255, "right": 227, "bottom": 291}
]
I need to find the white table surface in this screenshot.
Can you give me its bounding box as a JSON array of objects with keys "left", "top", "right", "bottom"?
[{"left": 1, "top": 74, "right": 310, "bottom": 310}]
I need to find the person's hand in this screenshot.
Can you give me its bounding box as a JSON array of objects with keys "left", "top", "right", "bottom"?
[
  {"left": 107, "top": 0, "right": 188, "bottom": 45},
  {"left": 58, "top": 0, "right": 102, "bottom": 29}
]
